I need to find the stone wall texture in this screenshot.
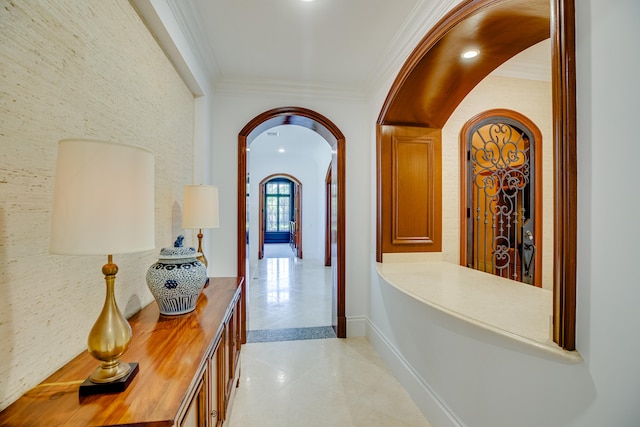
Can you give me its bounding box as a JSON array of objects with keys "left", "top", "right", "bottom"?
[{"left": 0, "top": 0, "right": 194, "bottom": 409}]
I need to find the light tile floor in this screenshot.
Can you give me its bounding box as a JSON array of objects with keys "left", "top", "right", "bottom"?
[
  {"left": 228, "top": 338, "right": 432, "bottom": 427},
  {"left": 229, "top": 245, "right": 433, "bottom": 426},
  {"left": 247, "top": 249, "right": 332, "bottom": 331}
]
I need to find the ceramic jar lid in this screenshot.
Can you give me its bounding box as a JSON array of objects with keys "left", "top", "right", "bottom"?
[{"left": 158, "top": 246, "right": 201, "bottom": 260}]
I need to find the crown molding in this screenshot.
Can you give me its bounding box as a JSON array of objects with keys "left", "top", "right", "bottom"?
[
  {"left": 364, "top": 0, "right": 461, "bottom": 98},
  {"left": 166, "top": 0, "right": 221, "bottom": 84},
  {"left": 213, "top": 78, "right": 367, "bottom": 103}
]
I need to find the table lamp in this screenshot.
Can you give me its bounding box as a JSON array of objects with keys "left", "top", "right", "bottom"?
[
  {"left": 182, "top": 185, "right": 219, "bottom": 268},
  {"left": 49, "top": 138, "right": 155, "bottom": 395}
]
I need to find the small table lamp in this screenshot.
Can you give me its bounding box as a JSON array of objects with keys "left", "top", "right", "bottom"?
[
  {"left": 182, "top": 185, "right": 219, "bottom": 267},
  {"left": 50, "top": 138, "right": 155, "bottom": 395}
]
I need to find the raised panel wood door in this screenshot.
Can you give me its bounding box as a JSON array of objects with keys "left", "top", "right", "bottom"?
[{"left": 379, "top": 125, "right": 442, "bottom": 255}]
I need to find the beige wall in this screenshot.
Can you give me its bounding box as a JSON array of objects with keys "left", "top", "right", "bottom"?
[
  {"left": 442, "top": 74, "right": 553, "bottom": 289},
  {"left": 0, "top": 0, "right": 194, "bottom": 409}
]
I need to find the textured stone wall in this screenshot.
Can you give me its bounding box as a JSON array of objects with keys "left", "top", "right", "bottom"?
[{"left": 0, "top": 0, "right": 194, "bottom": 409}]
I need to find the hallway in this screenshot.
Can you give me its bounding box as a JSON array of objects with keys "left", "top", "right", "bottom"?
[
  {"left": 229, "top": 244, "right": 432, "bottom": 426},
  {"left": 247, "top": 244, "right": 333, "bottom": 338}
]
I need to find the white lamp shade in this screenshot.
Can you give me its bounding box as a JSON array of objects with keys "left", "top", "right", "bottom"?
[
  {"left": 182, "top": 185, "right": 219, "bottom": 229},
  {"left": 50, "top": 138, "right": 155, "bottom": 255}
]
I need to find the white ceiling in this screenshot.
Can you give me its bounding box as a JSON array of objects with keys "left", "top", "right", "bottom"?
[
  {"left": 154, "top": 0, "right": 455, "bottom": 96},
  {"left": 250, "top": 125, "right": 331, "bottom": 160},
  {"left": 137, "top": 0, "right": 550, "bottom": 149},
  {"left": 153, "top": 0, "right": 549, "bottom": 98},
  {"left": 188, "top": 0, "right": 420, "bottom": 89}
]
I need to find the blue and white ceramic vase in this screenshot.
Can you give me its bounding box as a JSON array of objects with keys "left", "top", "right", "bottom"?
[{"left": 146, "top": 242, "right": 207, "bottom": 316}]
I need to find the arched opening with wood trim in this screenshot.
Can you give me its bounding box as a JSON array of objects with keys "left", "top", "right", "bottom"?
[
  {"left": 258, "top": 173, "right": 302, "bottom": 260},
  {"left": 376, "top": 0, "right": 576, "bottom": 349},
  {"left": 238, "top": 106, "right": 346, "bottom": 340},
  {"left": 460, "top": 109, "right": 544, "bottom": 287}
]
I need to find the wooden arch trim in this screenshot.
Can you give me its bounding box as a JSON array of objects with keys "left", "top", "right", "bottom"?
[
  {"left": 238, "top": 106, "right": 347, "bottom": 339},
  {"left": 325, "top": 164, "right": 332, "bottom": 267},
  {"left": 258, "top": 173, "right": 302, "bottom": 260},
  {"left": 376, "top": 0, "right": 576, "bottom": 350},
  {"left": 459, "top": 108, "right": 544, "bottom": 288},
  {"left": 378, "top": 0, "right": 550, "bottom": 128}
]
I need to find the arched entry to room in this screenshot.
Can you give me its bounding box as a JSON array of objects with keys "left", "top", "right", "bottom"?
[
  {"left": 460, "top": 109, "right": 543, "bottom": 287},
  {"left": 238, "top": 107, "right": 346, "bottom": 340},
  {"left": 258, "top": 174, "right": 302, "bottom": 260}
]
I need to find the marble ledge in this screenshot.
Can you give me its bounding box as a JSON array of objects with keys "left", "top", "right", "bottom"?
[{"left": 375, "top": 259, "right": 582, "bottom": 363}]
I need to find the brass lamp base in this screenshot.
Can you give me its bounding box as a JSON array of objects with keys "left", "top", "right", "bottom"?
[
  {"left": 90, "top": 361, "right": 132, "bottom": 383},
  {"left": 81, "top": 255, "right": 138, "bottom": 396},
  {"left": 79, "top": 363, "right": 139, "bottom": 397},
  {"left": 196, "top": 229, "right": 210, "bottom": 288}
]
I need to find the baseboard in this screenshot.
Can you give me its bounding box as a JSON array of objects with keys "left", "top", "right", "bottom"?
[
  {"left": 346, "top": 316, "right": 367, "bottom": 336},
  {"left": 365, "top": 319, "right": 464, "bottom": 427}
]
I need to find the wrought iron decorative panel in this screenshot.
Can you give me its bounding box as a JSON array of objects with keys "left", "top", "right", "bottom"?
[{"left": 467, "top": 118, "right": 536, "bottom": 284}]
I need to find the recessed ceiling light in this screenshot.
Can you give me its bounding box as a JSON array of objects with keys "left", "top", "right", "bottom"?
[
  {"left": 461, "top": 49, "right": 479, "bottom": 59},
  {"left": 278, "top": 148, "right": 285, "bottom": 153}
]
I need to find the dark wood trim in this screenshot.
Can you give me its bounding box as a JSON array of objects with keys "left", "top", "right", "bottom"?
[
  {"left": 259, "top": 183, "right": 264, "bottom": 259},
  {"left": 237, "top": 106, "right": 347, "bottom": 338},
  {"left": 325, "top": 165, "right": 332, "bottom": 266},
  {"left": 459, "top": 109, "right": 544, "bottom": 288},
  {"left": 335, "top": 135, "right": 347, "bottom": 338},
  {"left": 552, "top": 0, "right": 577, "bottom": 351},
  {"left": 376, "top": 0, "right": 576, "bottom": 350},
  {"left": 294, "top": 181, "right": 302, "bottom": 258},
  {"left": 238, "top": 136, "right": 248, "bottom": 344},
  {"left": 376, "top": 124, "right": 383, "bottom": 262}
]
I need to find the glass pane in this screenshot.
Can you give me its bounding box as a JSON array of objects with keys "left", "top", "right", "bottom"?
[
  {"left": 266, "top": 196, "right": 278, "bottom": 231},
  {"left": 279, "top": 183, "right": 290, "bottom": 195},
  {"left": 266, "top": 183, "right": 278, "bottom": 194},
  {"left": 278, "top": 198, "right": 290, "bottom": 231}
]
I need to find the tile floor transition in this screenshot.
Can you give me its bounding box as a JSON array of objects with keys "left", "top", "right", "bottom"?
[{"left": 228, "top": 244, "right": 433, "bottom": 426}]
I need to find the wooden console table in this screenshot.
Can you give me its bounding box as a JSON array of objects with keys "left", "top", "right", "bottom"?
[{"left": 0, "top": 277, "right": 244, "bottom": 427}]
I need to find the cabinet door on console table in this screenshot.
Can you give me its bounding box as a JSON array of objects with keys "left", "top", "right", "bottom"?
[
  {"left": 220, "top": 289, "right": 242, "bottom": 424},
  {"left": 180, "top": 368, "right": 208, "bottom": 427},
  {"left": 209, "top": 335, "right": 223, "bottom": 426}
]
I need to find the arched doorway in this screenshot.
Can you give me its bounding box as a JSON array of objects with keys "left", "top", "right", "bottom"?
[
  {"left": 460, "top": 109, "right": 543, "bottom": 287},
  {"left": 258, "top": 174, "right": 302, "bottom": 260},
  {"left": 238, "top": 107, "right": 346, "bottom": 341}
]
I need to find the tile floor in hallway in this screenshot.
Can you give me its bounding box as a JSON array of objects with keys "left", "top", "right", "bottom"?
[
  {"left": 247, "top": 247, "right": 332, "bottom": 332},
  {"left": 228, "top": 244, "right": 433, "bottom": 426},
  {"left": 227, "top": 338, "right": 433, "bottom": 427}
]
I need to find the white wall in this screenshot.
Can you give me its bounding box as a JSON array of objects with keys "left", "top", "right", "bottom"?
[
  {"left": 366, "top": 0, "right": 640, "bottom": 426},
  {"left": 208, "top": 93, "right": 371, "bottom": 326},
  {"left": 249, "top": 125, "right": 331, "bottom": 264}
]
